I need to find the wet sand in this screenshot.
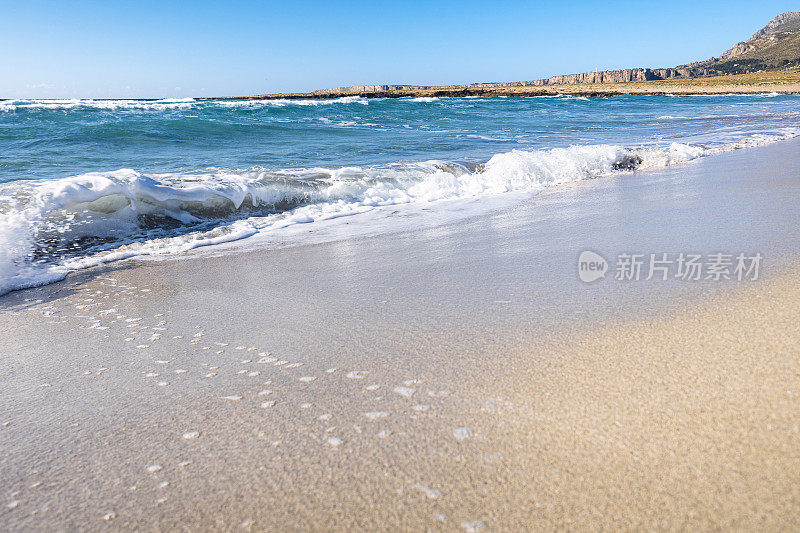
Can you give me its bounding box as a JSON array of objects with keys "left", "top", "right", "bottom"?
[{"left": 1, "top": 140, "right": 800, "bottom": 530}]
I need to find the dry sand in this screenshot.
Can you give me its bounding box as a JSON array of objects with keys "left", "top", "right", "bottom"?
[{"left": 476, "top": 272, "right": 800, "bottom": 530}]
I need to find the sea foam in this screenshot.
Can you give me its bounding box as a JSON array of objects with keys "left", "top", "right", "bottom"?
[
  {"left": 0, "top": 98, "right": 198, "bottom": 112},
  {"left": 0, "top": 130, "right": 798, "bottom": 295},
  {"left": 0, "top": 96, "right": 372, "bottom": 114}
]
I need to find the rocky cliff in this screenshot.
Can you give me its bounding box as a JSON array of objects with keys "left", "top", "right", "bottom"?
[
  {"left": 315, "top": 68, "right": 710, "bottom": 94},
  {"left": 514, "top": 68, "right": 709, "bottom": 86}
]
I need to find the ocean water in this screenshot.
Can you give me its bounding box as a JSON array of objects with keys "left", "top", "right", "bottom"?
[{"left": 1, "top": 93, "right": 799, "bottom": 294}]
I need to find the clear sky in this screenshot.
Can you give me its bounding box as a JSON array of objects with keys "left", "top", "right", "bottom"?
[{"left": 0, "top": 0, "right": 796, "bottom": 98}]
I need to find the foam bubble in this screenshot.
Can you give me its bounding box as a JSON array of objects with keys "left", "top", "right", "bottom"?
[
  {"left": 453, "top": 427, "right": 473, "bottom": 441},
  {"left": 413, "top": 484, "right": 443, "bottom": 499},
  {"left": 461, "top": 520, "right": 486, "bottom": 532},
  {"left": 393, "top": 386, "right": 416, "bottom": 398}
]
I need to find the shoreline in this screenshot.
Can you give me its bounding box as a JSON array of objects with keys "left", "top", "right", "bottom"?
[{"left": 2, "top": 132, "right": 799, "bottom": 299}]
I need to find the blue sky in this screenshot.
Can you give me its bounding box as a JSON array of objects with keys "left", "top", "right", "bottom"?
[{"left": 0, "top": 0, "right": 795, "bottom": 98}]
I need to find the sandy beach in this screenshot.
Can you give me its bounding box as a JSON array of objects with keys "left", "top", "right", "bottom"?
[{"left": 2, "top": 140, "right": 800, "bottom": 530}]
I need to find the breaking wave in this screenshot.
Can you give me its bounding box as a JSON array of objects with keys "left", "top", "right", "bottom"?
[
  {"left": 2, "top": 129, "right": 797, "bottom": 295},
  {"left": 0, "top": 98, "right": 198, "bottom": 112},
  {"left": 216, "top": 96, "right": 370, "bottom": 108},
  {"left": 0, "top": 96, "right": 371, "bottom": 113}
]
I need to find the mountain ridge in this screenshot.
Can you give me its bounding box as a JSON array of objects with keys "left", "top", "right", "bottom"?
[{"left": 684, "top": 11, "right": 800, "bottom": 74}]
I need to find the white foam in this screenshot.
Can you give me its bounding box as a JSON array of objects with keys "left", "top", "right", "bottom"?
[
  {"left": 217, "top": 96, "right": 369, "bottom": 108},
  {"left": 2, "top": 129, "right": 798, "bottom": 295},
  {"left": 0, "top": 98, "right": 197, "bottom": 112}
]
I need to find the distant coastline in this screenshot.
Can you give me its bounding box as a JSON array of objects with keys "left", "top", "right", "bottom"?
[{"left": 207, "top": 71, "right": 800, "bottom": 100}]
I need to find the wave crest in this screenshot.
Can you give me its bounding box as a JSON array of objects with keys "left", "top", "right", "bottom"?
[{"left": 1, "top": 132, "right": 798, "bottom": 295}]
